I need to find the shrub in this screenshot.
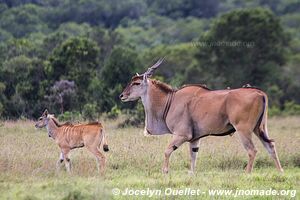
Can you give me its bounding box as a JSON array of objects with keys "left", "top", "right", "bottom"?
[
  {"left": 118, "top": 101, "right": 145, "bottom": 128},
  {"left": 0, "top": 102, "right": 3, "bottom": 118},
  {"left": 268, "top": 101, "right": 300, "bottom": 116},
  {"left": 269, "top": 106, "right": 281, "bottom": 117},
  {"left": 283, "top": 101, "right": 300, "bottom": 115},
  {"left": 57, "top": 111, "right": 82, "bottom": 122},
  {"left": 107, "top": 105, "right": 121, "bottom": 119},
  {"left": 100, "top": 46, "right": 141, "bottom": 112},
  {"left": 82, "top": 103, "right": 98, "bottom": 121}
]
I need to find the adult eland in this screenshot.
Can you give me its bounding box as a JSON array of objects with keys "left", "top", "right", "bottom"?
[{"left": 119, "top": 58, "right": 283, "bottom": 174}]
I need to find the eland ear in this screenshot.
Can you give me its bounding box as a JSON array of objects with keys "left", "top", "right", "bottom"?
[{"left": 143, "top": 73, "right": 148, "bottom": 84}]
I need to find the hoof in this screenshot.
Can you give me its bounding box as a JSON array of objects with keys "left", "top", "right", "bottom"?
[
  {"left": 188, "top": 170, "right": 195, "bottom": 176},
  {"left": 279, "top": 168, "right": 284, "bottom": 173},
  {"left": 244, "top": 166, "right": 252, "bottom": 173},
  {"left": 162, "top": 168, "right": 169, "bottom": 174}
]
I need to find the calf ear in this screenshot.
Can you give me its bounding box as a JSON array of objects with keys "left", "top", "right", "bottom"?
[{"left": 42, "top": 109, "right": 48, "bottom": 117}]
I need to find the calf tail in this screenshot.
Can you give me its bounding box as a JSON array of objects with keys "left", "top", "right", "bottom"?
[
  {"left": 255, "top": 94, "right": 274, "bottom": 143},
  {"left": 101, "top": 129, "right": 109, "bottom": 152}
]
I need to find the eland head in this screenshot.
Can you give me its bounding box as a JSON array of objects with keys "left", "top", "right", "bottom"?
[{"left": 119, "top": 58, "right": 164, "bottom": 102}]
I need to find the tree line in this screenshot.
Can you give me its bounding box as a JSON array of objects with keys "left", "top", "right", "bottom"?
[{"left": 0, "top": 0, "right": 299, "bottom": 121}]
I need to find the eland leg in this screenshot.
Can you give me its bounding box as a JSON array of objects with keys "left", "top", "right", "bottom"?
[
  {"left": 162, "top": 134, "right": 187, "bottom": 174},
  {"left": 254, "top": 129, "right": 283, "bottom": 172},
  {"left": 188, "top": 139, "right": 200, "bottom": 175},
  {"left": 86, "top": 146, "right": 106, "bottom": 175},
  {"left": 237, "top": 131, "right": 257, "bottom": 173}
]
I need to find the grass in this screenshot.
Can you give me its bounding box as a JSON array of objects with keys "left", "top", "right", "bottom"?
[{"left": 0, "top": 117, "right": 299, "bottom": 199}]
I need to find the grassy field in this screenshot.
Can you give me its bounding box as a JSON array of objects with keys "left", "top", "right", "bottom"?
[{"left": 0, "top": 116, "right": 299, "bottom": 200}]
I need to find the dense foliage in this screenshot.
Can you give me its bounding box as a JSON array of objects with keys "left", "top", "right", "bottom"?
[{"left": 0, "top": 0, "right": 299, "bottom": 120}]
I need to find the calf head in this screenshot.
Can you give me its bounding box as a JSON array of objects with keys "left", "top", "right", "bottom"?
[{"left": 35, "top": 109, "right": 51, "bottom": 128}]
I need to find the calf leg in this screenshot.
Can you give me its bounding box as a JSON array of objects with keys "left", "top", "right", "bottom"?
[
  {"left": 56, "top": 152, "right": 64, "bottom": 172},
  {"left": 189, "top": 139, "right": 200, "bottom": 175},
  {"left": 62, "top": 148, "right": 71, "bottom": 173},
  {"left": 86, "top": 146, "right": 106, "bottom": 175},
  {"left": 162, "top": 134, "right": 188, "bottom": 174},
  {"left": 237, "top": 132, "right": 257, "bottom": 173}
]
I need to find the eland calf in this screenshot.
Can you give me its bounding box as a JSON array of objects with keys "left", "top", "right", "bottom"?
[
  {"left": 35, "top": 109, "right": 109, "bottom": 174},
  {"left": 120, "top": 58, "right": 283, "bottom": 174}
]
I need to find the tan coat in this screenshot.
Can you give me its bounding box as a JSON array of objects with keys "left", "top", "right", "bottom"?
[
  {"left": 120, "top": 59, "right": 283, "bottom": 174},
  {"left": 35, "top": 110, "right": 109, "bottom": 174}
]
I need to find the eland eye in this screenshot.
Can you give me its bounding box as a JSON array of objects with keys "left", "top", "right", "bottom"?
[
  {"left": 39, "top": 117, "right": 43, "bottom": 121},
  {"left": 132, "top": 82, "right": 141, "bottom": 86}
]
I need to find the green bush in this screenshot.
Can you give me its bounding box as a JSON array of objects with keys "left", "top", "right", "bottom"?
[
  {"left": 57, "top": 111, "right": 82, "bottom": 122},
  {"left": 119, "top": 101, "right": 145, "bottom": 127},
  {"left": 82, "top": 103, "right": 98, "bottom": 121},
  {"left": 268, "top": 102, "right": 300, "bottom": 116},
  {"left": 100, "top": 46, "right": 141, "bottom": 112},
  {"left": 0, "top": 102, "right": 3, "bottom": 118},
  {"left": 283, "top": 101, "right": 300, "bottom": 115},
  {"left": 269, "top": 106, "right": 281, "bottom": 117},
  {"left": 107, "top": 105, "right": 121, "bottom": 119},
  {"left": 195, "top": 8, "right": 288, "bottom": 88}
]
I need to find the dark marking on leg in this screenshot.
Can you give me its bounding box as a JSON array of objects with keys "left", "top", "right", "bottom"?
[
  {"left": 192, "top": 147, "right": 199, "bottom": 152},
  {"left": 66, "top": 158, "right": 70, "bottom": 162},
  {"left": 70, "top": 143, "right": 84, "bottom": 150},
  {"left": 172, "top": 145, "right": 178, "bottom": 151},
  {"left": 59, "top": 159, "right": 64, "bottom": 163},
  {"left": 259, "top": 130, "right": 274, "bottom": 143},
  {"left": 103, "top": 144, "right": 109, "bottom": 152}
]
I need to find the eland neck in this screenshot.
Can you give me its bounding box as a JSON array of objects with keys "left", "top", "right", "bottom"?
[{"left": 141, "top": 79, "right": 173, "bottom": 135}]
